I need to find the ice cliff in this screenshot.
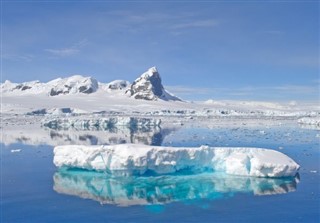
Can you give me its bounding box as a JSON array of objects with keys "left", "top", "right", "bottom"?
[{"left": 53, "top": 144, "right": 300, "bottom": 177}]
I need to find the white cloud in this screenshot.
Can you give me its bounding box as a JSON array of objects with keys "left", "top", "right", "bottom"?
[
  {"left": 45, "top": 48, "right": 79, "bottom": 57},
  {"left": 103, "top": 10, "right": 219, "bottom": 32},
  {"left": 45, "top": 39, "right": 88, "bottom": 57},
  {"left": 2, "top": 53, "right": 34, "bottom": 62},
  {"left": 171, "top": 19, "right": 219, "bottom": 29}
]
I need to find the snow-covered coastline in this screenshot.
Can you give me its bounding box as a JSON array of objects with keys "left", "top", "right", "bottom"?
[
  {"left": 1, "top": 91, "right": 318, "bottom": 118},
  {"left": 1, "top": 67, "right": 318, "bottom": 119}
]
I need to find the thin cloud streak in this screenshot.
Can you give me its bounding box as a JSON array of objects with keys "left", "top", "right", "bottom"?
[
  {"left": 45, "top": 48, "right": 79, "bottom": 57},
  {"left": 2, "top": 53, "right": 34, "bottom": 62},
  {"left": 171, "top": 19, "right": 219, "bottom": 29},
  {"left": 104, "top": 10, "right": 219, "bottom": 31},
  {"left": 45, "top": 39, "right": 88, "bottom": 57}
]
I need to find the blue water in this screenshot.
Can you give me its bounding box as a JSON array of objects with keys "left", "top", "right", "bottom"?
[{"left": 1, "top": 122, "right": 319, "bottom": 222}]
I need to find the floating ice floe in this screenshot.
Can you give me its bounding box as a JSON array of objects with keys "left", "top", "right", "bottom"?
[
  {"left": 42, "top": 117, "right": 161, "bottom": 129},
  {"left": 53, "top": 170, "right": 299, "bottom": 206},
  {"left": 53, "top": 144, "right": 300, "bottom": 177},
  {"left": 298, "top": 117, "right": 320, "bottom": 127}
]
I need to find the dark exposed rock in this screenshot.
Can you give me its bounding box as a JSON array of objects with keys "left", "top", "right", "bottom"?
[
  {"left": 107, "top": 80, "right": 130, "bottom": 90},
  {"left": 13, "top": 84, "right": 32, "bottom": 91},
  {"left": 21, "top": 86, "right": 32, "bottom": 91},
  {"left": 50, "top": 86, "right": 71, "bottom": 96},
  {"left": 126, "top": 67, "right": 181, "bottom": 101},
  {"left": 79, "top": 86, "right": 94, "bottom": 94}
]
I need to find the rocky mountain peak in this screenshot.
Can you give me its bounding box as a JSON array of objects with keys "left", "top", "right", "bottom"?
[{"left": 126, "top": 67, "right": 181, "bottom": 101}]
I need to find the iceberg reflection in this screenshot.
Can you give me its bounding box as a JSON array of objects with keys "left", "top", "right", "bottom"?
[{"left": 53, "top": 170, "right": 299, "bottom": 206}]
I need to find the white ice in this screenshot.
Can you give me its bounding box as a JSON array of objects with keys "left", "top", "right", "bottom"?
[
  {"left": 42, "top": 117, "right": 161, "bottom": 129},
  {"left": 298, "top": 117, "right": 320, "bottom": 127},
  {"left": 54, "top": 144, "right": 300, "bottom": 177}
]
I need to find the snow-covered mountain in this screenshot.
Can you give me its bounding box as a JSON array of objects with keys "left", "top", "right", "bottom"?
[
  {"left": 126, "top": 67, "right": 181, "bottom": 101},
  {"left": 0, "top": 67, "right": 180, "bottom": 101},
  {"left": 1, "top": 75, "right": 99, "bottom": 96},
  {"left": 48, "top": 75, "right": 98, "bottom": 96},
  {"left": 1, "top": 67, "right": 319, "bottom": 118}
]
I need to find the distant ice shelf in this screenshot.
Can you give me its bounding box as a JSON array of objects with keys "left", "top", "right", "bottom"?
[
  {"left": 54, "top": 144, "right": 300, "bottom": 177},
  {"left": 298, "top": 117, "right": 320, "bottom": 127},
  {"left": 42, "top": 117, "right": 161, "bottom": 129}
]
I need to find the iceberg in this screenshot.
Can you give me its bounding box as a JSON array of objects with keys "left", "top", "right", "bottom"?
[
  {"left": 53, "top": 144, "right": 300, "bottom": 177},
  {"left": 53, "top": 170, "right": 299, "bottom": 206}
]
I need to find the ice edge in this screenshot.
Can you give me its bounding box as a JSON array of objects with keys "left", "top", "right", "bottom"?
[{"left": 53, "top": 144, "right": 300, "bottom": 178}]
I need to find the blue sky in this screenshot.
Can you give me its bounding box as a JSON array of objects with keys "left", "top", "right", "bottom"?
[{"left": 2, "top": 0, "right": 319, "bottom": 101}]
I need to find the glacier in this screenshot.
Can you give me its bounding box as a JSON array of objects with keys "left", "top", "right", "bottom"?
[{"left": 53, "top": 144, "right": 300, "bottom": 177}]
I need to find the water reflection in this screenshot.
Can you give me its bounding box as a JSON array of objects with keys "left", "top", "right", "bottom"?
[
  {"left": 53, "top": 170, "right": 299, "bottom": 206},
  {"left": 47, "top": 126, "right": 171, "bottom": 146},
  {"left": 1, "top": 126, "right": 177, "bottom": 146}
]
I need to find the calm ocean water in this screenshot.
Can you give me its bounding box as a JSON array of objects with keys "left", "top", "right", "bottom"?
[{"left": 1, "top": 122, "right": 319, "bottom": 222}]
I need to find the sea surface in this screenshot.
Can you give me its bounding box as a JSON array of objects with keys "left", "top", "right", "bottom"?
[{"left": 1, "top": 119, "right": 319, "bottom": 222}]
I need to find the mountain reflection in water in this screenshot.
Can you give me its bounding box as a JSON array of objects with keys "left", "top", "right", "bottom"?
[
  {"left": 48, "top": 126, "right": 171, "bottom": 146},
  {"left": 53, "top": 170, "right": 299, "bottom": 206},
  {"left": 1, "top": 125, "right": 177, "bottom": 146}
]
